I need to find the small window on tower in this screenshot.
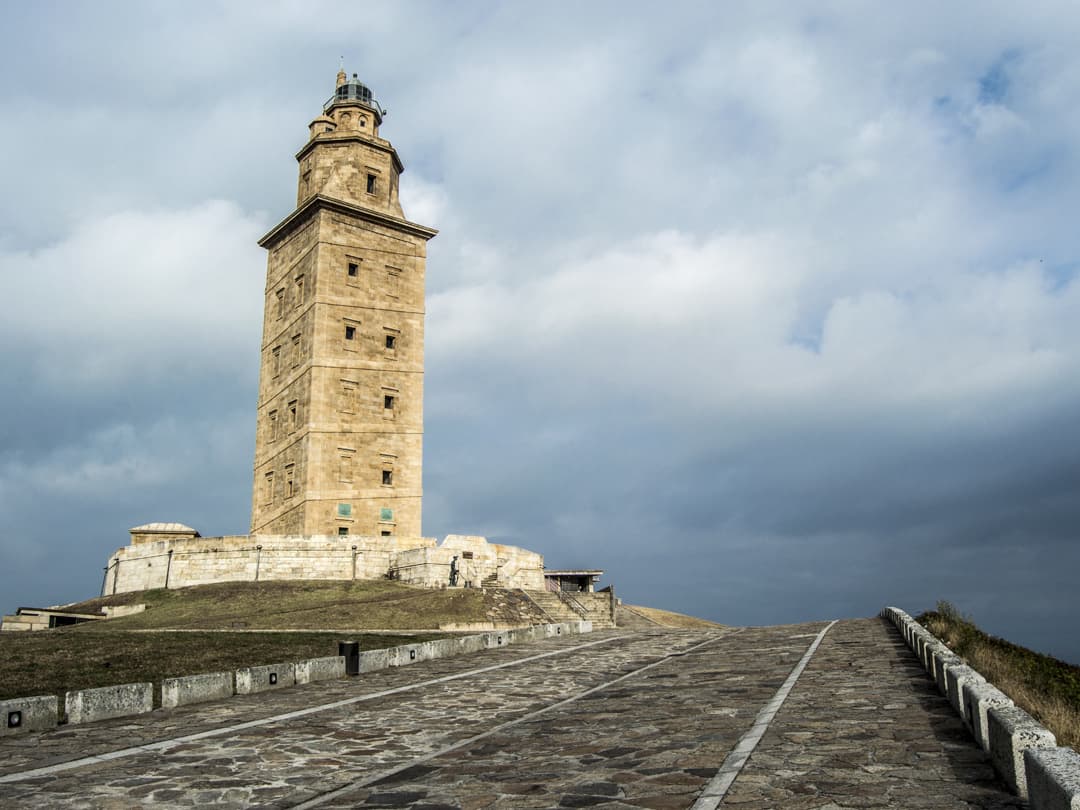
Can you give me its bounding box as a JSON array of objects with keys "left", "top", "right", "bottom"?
[
  {"left": 345, "top": 325, "right": 356, "bottom": 340},
  {"left": 385, "top": 334, "right": 396, "bottom": 350},
  {"left": 272, "top": 346, "right": 282, "bottom": 376},
  {"left": 384, "top": 394, "right": 395, "bottom": 410},
  {"left": 382, "top": 470, "right": 393, "bottom": 486},
  {"left": 285, "top": 464, "right": 296, "bottom": 498},
  {"left": 275, "top": 288, "right": 285, "bottom": 319},
  {"left": 338, "top": 527, "right": 349, "bottom": 536},
  {"left": 366, "top": 174, "right": 377, "bottom": 194},
  {"left": 380, "top": 530, "right": 392, "bottom": 537},
  {"left": 288, "top": 400, "right": 298, "bottom": 431},
  {"left": 348, "top": 262, "right": 359, "bottom": 277}
]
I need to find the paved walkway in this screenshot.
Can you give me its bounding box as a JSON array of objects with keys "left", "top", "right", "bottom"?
[{"left": 0, "top": 619, "right": 1022, "bottom": 808}]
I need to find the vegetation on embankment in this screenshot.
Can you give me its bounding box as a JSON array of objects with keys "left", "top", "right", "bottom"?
[
  {"left": 0, "top": 628, "right": 444, "bottom": 708},
  {"left": 60, "top": 580, "right": 502, "bottom": 631},
  {"left": 620, "top": 604, "right": 726, "bottom": 629},
  {"left": 918, "top": 601, "right": 1080, "bottom": 749}
]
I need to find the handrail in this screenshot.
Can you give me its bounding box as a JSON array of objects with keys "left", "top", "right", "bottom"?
[{"left": 553, "top": 590, "right": 589, "bottom": 620}]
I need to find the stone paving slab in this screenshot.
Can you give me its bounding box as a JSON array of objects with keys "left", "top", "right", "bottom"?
[{"left": 0, "top": 619, "right": 1025, "bottom": 809}]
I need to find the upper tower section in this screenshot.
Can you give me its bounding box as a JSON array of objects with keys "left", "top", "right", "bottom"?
[{"left": 296, "top": 68, "right": 405, "bottom": 218}]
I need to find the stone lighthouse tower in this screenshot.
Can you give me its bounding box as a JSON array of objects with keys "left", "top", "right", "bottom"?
[{"left": 250, "top": 69, "right": 437, "bottom": 538}]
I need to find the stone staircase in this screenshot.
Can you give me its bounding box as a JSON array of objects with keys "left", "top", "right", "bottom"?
[
  {"left": 524, "top": 589, "right": 616, "bottom": 629},
  {"left": 525, "top": 590, "right": 584, "bottom": 624}
]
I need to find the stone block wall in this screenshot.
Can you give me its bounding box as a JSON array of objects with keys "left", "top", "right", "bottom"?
[{"left": 104, "top": 533, "right": 543, "bottom": 595}]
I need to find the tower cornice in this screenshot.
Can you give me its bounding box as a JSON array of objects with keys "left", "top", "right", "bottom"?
[
  {"left": 295, "top": 133, "right": 405, "bottom": 175},
  {"left": 258, "top": 194, "right": 438, "bottom": 249}
]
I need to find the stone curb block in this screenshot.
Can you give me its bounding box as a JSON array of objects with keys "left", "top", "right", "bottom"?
[
  {"left": 357, "top": 649, "right": 389, "bottom": 673},
  {"left": 295, "top": 657, "right": 346, "bottom": 685},
  {"left": 1025, "top": 746, "right": 1080, "bottom": 810},
  {"left": 235, "top": 663, "right": 296, "bottom": 695},
  {"left": 944, "top": 663, "right": 984, "bottom": 720},
  {"left": 65, "top": 682, "right": 152, "bottom": 725},
  {"left": 963, "top": 679, "right": 1014, "bottom": 752},
  {"left": 387, "top": 643, "right": 430, "bottom": 667},
  {"left": 483, "top": 631, "right": 508, "bottom": 649},
  {"left": 932, "top": 651, "right": 963, "bottom": 696},
  {"left": 0, "top": 695, "right": 57, "bottom": 735},
  {"left": 162, "top": 671, "right": 233, "bottom": 708},
  {"left": 988, "top": 703, "right": 1056, "bottom": 799}
]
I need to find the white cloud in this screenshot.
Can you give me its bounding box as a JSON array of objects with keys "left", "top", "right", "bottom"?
[{"left": 0, "top": 200, "right": 266, "bottom": 386}]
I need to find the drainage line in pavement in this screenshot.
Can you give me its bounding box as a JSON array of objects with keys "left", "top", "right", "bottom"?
[
  {"left": 0, "top": 634, "right": 633, "bottom": 785},
  {"left": 691, "top": 619, "right": 839, "bottom": 809},
  {"left": 290, "top": 629, "right": 743, "bottom": 809}
]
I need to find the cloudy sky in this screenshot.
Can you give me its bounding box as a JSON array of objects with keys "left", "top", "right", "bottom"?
[{"left": 3, "top": 2, "right": 1080, "bottom": 662}]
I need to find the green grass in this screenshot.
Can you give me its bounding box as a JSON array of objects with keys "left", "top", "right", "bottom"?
[
  {"left": 60, "top": 579, "right": 494, "bottom": 631},
  {"left": 918, "top": 601, "right": 1080, "bottom": 749},
  {"left": 0, "top": 628, "right": 444, "bottom": 711},
  {"left": 0, "top": 579, "right": 532, "bottom": 715}
]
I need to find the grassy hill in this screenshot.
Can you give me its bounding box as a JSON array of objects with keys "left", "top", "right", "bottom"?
[
  {"left": 0, "top": 580, "right": 721, "bottom": 710},
  {"left": 60, "top": 580, "right": 541, "bottom": 631}
]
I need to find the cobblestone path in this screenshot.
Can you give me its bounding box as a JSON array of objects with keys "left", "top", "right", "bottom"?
[{"left": 0, "top": 619, "right": 1021, "bottom": 808}]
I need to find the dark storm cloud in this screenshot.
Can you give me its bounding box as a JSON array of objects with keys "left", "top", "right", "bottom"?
[{"left": 3, "top": 2, "right": 1080, "bottom": 663}]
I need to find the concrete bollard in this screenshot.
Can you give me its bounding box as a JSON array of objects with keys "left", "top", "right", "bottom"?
[
  {"left": 0, "top": 695, "right": 58, "bottom": 735},
  {"left": 987, "top": 704, "right": 1057, "bottom": 799},
  {"left": 1025, "top": 746, "right": 1080, "bottom": 810},
  {"left": 944, "top": 664, "right": 984, "bottom": 720},
  {"left": 235, "top": 663, "right": 296, "bottom": 695},
  {"left": 65, "top": 682, "right": 152, "bottom": 725},
  {"left": 162, "top": 672, "right": 233, "bottom": 708},
  {"left": 963, "top": 680, "right": 1014, "bottom": 751}
]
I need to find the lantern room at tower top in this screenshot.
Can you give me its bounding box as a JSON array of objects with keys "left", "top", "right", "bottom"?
[{"left": 325, "top": 69, "right": 387, "bottom": 125}]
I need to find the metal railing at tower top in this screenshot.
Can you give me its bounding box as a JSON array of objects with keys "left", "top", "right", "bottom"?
[{"left": 323, "top": 84, "right": 387, "bottom": 118}]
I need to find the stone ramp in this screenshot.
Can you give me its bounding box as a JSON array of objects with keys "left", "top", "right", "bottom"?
[
  {"left": 720, "top": 618, "right": 1024, "bottom": 809},
  {"left": 0, "top": 620, "right": 1022, "bottom": 808}
]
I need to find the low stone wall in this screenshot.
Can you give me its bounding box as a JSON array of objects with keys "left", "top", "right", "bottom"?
[
  {"left": 103, "top": 532, "right": 546, "bottom": 595},
  {"left": 104, "top": 534, "right": 436, "bottom": 595},
  {"left": 881, "top": 607, "right": 1080, "bottom": 807},
  {"left": 391, "top": 535, "right": 545, "bottom": 590},
  {"left": 0, "top": 696, "right": 57, "bottom": 736},
  {"left": 7, "top": 621, "right": 592, "bottom": 735},
  {"left": 65, "top": 682, "right": 153, "bottom": 725}
]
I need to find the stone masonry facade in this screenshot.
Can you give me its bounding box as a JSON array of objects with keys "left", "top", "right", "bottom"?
[
  {"left": 103, "top": 532, "right": 545, "bottom": 595},
  {"left": 250, "top": 68, "right": 436, "bottom": 538}
]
